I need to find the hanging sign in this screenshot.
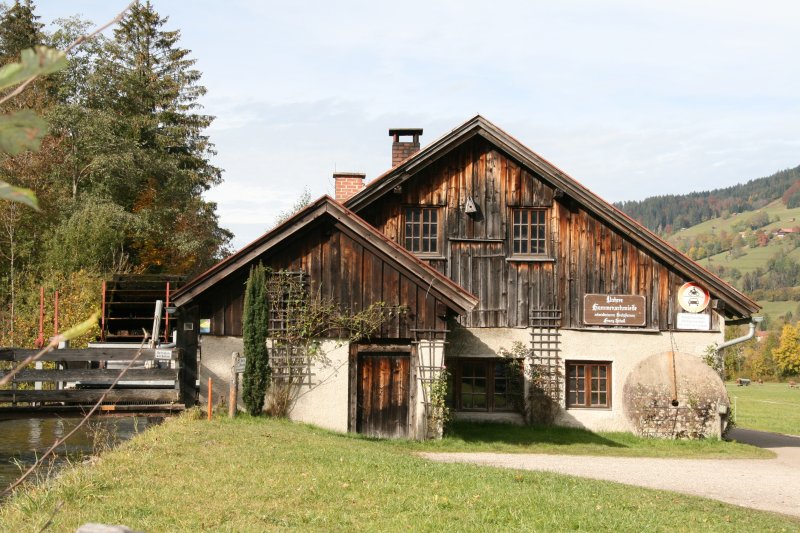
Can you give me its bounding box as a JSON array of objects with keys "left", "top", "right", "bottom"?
[
  {"left": 583, "top": 294, "right": 646, "bottom": 326},
  {"left": 677, "top": 282, "right": 710, "bottom": 313}
]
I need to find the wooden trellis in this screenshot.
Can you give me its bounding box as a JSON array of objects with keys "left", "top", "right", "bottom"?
[
  {"left": 412, "top": 328, "right": 449, "bottom": 438},
  {"left": 267, "top": 271, "right": 314, "bottom": 386},
  {"left": 530, "top": 307, "right": 562, "bottom": 402}
]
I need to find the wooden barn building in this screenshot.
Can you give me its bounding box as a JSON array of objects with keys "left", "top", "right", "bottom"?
[{"left": 172, "top": 116, "right": 759, "bottom": 439}]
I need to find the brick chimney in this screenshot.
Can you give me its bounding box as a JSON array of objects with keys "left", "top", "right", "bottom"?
[
  {"left": 389, "top": 128, "right": 423, "bottom": 167},
  {"left": 334, "top": 172, "right": 365, "bottom": 203}
]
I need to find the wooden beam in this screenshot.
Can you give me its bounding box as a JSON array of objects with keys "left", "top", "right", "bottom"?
[
  {"left": 356, "top": 343, "right": 411, "bottom": 353},
  {"left": 2, "top": 368, "right": 177, "bottom": 383},
  {"left": 0, "top": 348, "right": 179, "bottom": 362},
  {"left": 0, "top": 389, "right": 180, "bottom": 403}
]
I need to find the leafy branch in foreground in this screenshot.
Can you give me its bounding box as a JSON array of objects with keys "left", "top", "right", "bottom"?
[{"left": 0, "top": 1, "right": 138, "bottom": 208}]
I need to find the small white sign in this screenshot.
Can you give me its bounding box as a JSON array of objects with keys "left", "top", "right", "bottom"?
[
  {"left": 676, "top": 312, "right": 711, "bottom": 331},
  {"left": 235, "top": 357, "right": 246, "bottom": 373},
  {"left": 155, "top": 349, "right": 173, "bottom": 360}
]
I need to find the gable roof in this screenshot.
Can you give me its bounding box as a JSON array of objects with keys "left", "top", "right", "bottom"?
[
  {"left": 345, "top": 115, "right": 760, "bottom": 318},
  {"left": 171, "top": 196, "right": 478, "bottom": 314}
]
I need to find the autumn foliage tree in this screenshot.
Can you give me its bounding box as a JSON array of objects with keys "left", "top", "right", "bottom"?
[
  {"left": 773, "top": 323, "right": 800, "bottom": 376},
  {"left": 0, "top": 1, "right": 231, "bottom": 346}
]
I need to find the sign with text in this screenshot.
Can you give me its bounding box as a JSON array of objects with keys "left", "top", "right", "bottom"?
[
  {"left": 154, "top": 349, "right": 173, "bottom": 360},
  {"left": 676, "top": 312, "right": 711, "bottom": 331},
  {"left": 583, "top": 294, "right": 646, "bottom": 327}
]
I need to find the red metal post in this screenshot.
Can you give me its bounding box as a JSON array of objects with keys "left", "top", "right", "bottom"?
[
  {"left": 207, "top": 377, "right": 213, "bottom": 421},
  {"left": 101, "top": 280, "right": 107, "bottom": 342},
  {"left": 53, "top": 290, "right": 59, "bottom": 337},
  {"left": 35, "top": 286, "right": 44, "bottom": 348}
]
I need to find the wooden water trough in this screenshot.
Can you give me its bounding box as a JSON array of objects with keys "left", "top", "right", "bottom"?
[{"left": 0, "top": 346, "right": 184, "bottom": 420}]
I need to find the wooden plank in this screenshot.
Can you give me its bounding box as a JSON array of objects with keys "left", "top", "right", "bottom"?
[
  {"left": 2, "top": 368, "right": 178, "bottom": 383},
  {"left": 356, "top": 344, "right": 411, "bottom": 353},
  {"left": 0, "top": 348, "right": 179, "bottom": 362},
  {"left": 400, "top": 275, "right": 418, "bottom": 336},
  {"left": 339, "top": 233, "right": 354, "bottom": 314},
  {"left": 348, "top": 345, "right": 357, "bottom": 432},
  {"left": 0, "top": 389, "right": 180, "bottom": 403}
]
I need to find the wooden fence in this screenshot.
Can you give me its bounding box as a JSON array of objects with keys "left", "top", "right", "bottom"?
[{"left": 0, "top": 347, "right": 183, "bottom": 418}]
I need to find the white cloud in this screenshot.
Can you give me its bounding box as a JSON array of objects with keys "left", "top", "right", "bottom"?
[{"left": 35, "top": 0, "right": 800, "bottom": 248}]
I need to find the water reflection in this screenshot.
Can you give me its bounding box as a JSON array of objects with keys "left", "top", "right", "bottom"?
[{"left": 0, "top": 417, "right": 154, "bottom": 493}]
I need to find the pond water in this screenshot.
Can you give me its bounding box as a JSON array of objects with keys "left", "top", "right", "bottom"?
[{"left": 0, "top": 417, "right": 155, "bottom": 494}]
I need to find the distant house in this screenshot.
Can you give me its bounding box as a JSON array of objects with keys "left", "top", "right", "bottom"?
[
  {"left": 773, "top": 228, "right": 799, "bottom": 238},
  {"left": 172, "top": 116, "right": 759, "bottom": 439}
]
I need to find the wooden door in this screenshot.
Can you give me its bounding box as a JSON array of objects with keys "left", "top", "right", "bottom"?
[{"left": 356, "top": 353, "right": 410, "bottom": 438}]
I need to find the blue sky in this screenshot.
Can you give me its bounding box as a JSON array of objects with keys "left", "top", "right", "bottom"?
[{"left": 36, "top": 1, "right": 800, "bottom": 248}]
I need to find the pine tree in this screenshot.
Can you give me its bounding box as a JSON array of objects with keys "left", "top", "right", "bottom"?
[
  {"left": 0, "top": 1, "right": 43, "bottom": 62},
  {"left": 86, "top": 1, "right": 230, "bottom": 274},
  {"left": 242, "top": 264, "right": 270, "bottom": 416}
]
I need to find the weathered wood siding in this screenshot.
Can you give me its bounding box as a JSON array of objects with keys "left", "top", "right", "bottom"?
[
  {"left": 358, "top": 137, "right": 714, "bottom": 330},
  {"left": 198, "top": 220, "right": 450, "bottom": 337}
]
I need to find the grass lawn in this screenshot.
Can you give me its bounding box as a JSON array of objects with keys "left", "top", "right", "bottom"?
[
  {"left": 757, "top": 300, "right": 799, "bottom": 320},
  {"left": 396, "top": 421, "right": 773, "bottom": 459},
  {"left": 726, "top": 382, "right": 800, "bottom": 435},
  {"left": 2, "top": 416, "right": 798, "bottom": 532}
]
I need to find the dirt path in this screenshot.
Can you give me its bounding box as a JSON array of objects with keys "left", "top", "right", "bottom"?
[{"left": 421, "top": 428, "right": 800, "bottom": 518}]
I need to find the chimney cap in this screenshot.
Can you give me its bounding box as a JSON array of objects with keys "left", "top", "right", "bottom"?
[
  {"left": 332, "top": 172, "right": 366, "bottom": 178},
  {"left": 389, "top": 128, "right": 423, "bottom": 138}
]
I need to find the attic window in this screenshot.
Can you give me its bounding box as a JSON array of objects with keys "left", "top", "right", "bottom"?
[
  {"left": 511, "top": 208, "right": 547, "bottom": 255},
  {"left": 404, "top": 207, "right": 440, "bottom": 255}
]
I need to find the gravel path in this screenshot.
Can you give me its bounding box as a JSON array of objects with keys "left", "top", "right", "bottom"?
[{"left": 421, "top": 428, "right": 800, "bottom": 518}]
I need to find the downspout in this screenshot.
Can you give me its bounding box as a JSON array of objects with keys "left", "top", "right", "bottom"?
[{"left": 715, "top": 316, "right": 763, "bottom": 377}]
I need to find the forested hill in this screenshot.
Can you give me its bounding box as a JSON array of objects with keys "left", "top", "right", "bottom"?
[{"left": 615, "top": 165, "right": 800, "bottom": 233}]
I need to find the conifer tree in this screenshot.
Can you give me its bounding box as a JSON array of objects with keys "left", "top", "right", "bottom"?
[
  {"left": 86, "top": 1, "right": 230, "bottom": 274},
  {"left": 242, "top": 264, "right": 270, "bottom": 416},
  {"left": 0, "top": 1, "right": 43, "bottom": 62}
]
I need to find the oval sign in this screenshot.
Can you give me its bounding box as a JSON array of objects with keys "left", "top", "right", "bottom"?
[{"left": 677, "top": 282, "right": 710, "bottom": 313}]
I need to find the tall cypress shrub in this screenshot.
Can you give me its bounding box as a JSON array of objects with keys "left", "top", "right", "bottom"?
[{"left": 242, "top": 263, "right": 270, "bottom": 415}]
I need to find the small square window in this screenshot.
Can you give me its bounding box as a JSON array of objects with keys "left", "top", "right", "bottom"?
[
  {"left": 566, "top": 361, "right": 611, "bottom": 408},
  {"left": 405, "top": 207, "right": 440, "bottom": 255},
  {"left": 511, "top": 208, "right": 547, "bottom": 255}
]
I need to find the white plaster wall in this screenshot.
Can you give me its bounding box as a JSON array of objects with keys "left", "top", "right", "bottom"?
[
  {"left": 198, "top": 336, "right": 349, "bottom": 432},
  {"left": 197, "top": 335, "right": 243, "bottom": 407},
  {"left": 445, "top": 321, "right": 724, "bottom": 433},
  {"left": 555, "top": 327, "right": 723, "bottom": 432},
  {"left": 287, "top": 340, "right": 350, "bottom": 433}
]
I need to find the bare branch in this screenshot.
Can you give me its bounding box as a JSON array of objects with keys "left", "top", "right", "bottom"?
[
  {"left": 0, "top": 1, "right": 139, "bottom": 106},
  {"left": 63, "top": 1, "right": 139, "bottom": 55}
]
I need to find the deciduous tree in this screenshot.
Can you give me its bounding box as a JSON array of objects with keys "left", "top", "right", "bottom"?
[{"left": 773, "top": 323, "right": 800, "bottom": 375}]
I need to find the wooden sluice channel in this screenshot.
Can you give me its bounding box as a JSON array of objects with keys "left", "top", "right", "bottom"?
[{"left": 0, "top": 347, "right": 185, "bottom": 420}]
